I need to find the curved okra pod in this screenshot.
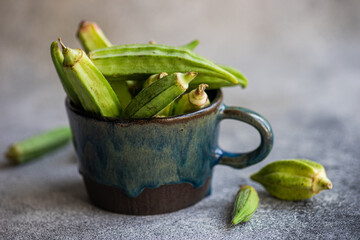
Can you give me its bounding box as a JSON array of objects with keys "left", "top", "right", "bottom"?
[{"left": 89, "top": 44, "right": 246, "bottom": 89}]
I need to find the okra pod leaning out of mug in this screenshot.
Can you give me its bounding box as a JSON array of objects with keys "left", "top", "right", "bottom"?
[
  {"left": 76, "top": 21, "right": 133, "bottom": 109},
  {"left": 58, "top": 38, "right": 122, "bottom": 118},
  {"left": 5, "top": 127, "right": 72, "bottom": 165}
]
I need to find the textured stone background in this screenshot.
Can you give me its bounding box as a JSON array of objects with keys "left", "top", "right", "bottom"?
[{"left": 0, "top": 0, "right": 359, "bottom": 239}]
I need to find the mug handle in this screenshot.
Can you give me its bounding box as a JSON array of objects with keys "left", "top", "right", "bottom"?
[{"left": 214, "top": 104, "right": 274, "bottom": 169}]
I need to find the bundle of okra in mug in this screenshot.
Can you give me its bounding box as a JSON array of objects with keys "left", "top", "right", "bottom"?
[
  {"left": 51, "top": 20, "right": 248, "bottom": 119},
  {"left": 6, "top": 21, "right": 333, "bottom": 226}
]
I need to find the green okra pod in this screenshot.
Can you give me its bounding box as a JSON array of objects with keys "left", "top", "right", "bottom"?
[
  {"left": 76, "top": 21, "right": 133, "bottom": 108},
  {"left": 59, "top": 38, "right": 122, "bottom": 117},
  {"left": 89, "top": 44, "right": 247, "bottom": 89},
  {"left": 5, "top": 127, "right": 72, "bottom": 165},
  {"left": 250, "top": 159, "right": 333, "bottom": 201},
  {"left": 124, "top": 72, "right": 198, "bottom": 118},
  {"left": 232, "top": 185, "right": 259, "bottom": 225},
  {"left": 50, "top": 41, "right": 81, "bottom": 107},
  {"left": 172, "top": 83, "right": 210, "bottom": 116},
  {"left": 77, "top": 20, "right": 112, "bottom": 53}
]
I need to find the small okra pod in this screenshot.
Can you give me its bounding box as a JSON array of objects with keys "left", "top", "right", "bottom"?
[
  {"left": 5, "top": 127, "right": 72, "bottom": 165},
  {"left": 250, "top": 159, "right": 333, "bottom": 201},
  {"left": 59, "top": 38, "right": 122, "bottom": 117},
  {"left": 172, "top": 84, "right": 210, "bottom": 116},
  {"left": 232, "top": 185, "right": 259, "bottom": 225},
  {"left": 76, "top": 20, "right": 112, "bottom": 53}
]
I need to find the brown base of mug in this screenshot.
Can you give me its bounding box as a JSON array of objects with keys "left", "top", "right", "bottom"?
[{"left": 83, "top": 176, "right": 211, "bottom": 215}]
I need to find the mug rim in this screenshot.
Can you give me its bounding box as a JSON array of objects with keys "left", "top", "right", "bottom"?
[{"left": 65, "top": 89, "right": 223, "bottom": 123}]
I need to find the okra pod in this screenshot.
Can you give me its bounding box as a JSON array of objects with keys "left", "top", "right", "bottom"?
[
  {"left": 76, "top": 21, "right": 133, "bottom": 107},
  {"left": 89, "top": 44, "right": 246, "bottom": 89},
  {"left": 59, "top": 38, "right": 122, "bottom": 117},
  {"left": 5, "top": 127, "right": 72, "bottom": 165},
  {"left": 77, "top": 20, "right": 112, "bottom": 53},
  {"left": 251, "top": 159, "right": 333, "bottom": 200},
  {"left": 172, "top": 84, "right": 210, "bottom": 115},
  {"left": 232, "top": 185, "right": 259, "bottom": 225},
  {"left": 124, "top": 72, "right": 198, "bottom": 118}
]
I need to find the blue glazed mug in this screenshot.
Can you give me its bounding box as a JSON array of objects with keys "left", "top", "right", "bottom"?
[{"left": 66, "top": 90, "right": 273, "bottom": 215}]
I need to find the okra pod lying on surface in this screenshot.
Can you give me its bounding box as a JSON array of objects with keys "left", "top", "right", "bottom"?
[
  {"left": 5, "top": 127, "right": 72, "bottom": 165},
  {"left": 251, "top": 159, "right": 333, "bottom": 201},
  {"left": 58, "top": 38, "right": 122, "bottom": 118},
  {"left": 124, "top": 72, "right": 198, "bottom": 118},
  {"left": 88, "top": 44, "right": 247, "bottom": 89},
  {"left": 232, "top": 185, "right": 259, "bottom": 225}
]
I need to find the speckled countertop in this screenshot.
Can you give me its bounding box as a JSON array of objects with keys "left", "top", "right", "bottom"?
[{"left": 0, "top": 1, "right": 359, "bottom": 239}]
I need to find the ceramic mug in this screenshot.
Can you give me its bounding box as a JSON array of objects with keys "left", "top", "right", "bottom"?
[{"left": 66, "top": 89, "right": 273, "bottom": 215}]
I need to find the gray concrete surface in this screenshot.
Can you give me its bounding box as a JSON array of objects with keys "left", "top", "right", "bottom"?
[{"left": 0, "top": 0, "right": 359, "bottom": 239}]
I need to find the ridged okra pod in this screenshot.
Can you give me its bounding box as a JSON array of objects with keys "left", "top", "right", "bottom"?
[
  {"left": 50, "top": 41, "right": 81, "bottom": 107},
  {"left": 5, "top": 127, "right": 72, "bottom": 165},
  {"left": 88, "top": 44, "right": 247, "bottom": 89},
  {"left": 251, "top": 159, "right": 333, "bottom": 200},
  {"left": 172, "top": 83, "right": 210, "bottom": 115},
  {"left": 232, "top": 185, "right": 259, "bottom": 225},
  {"left": 59, "top": 38, "right": 122, "bottom": 118},
  {"left": 124, "top": 72, "right": 198, "bottom": 118}
]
